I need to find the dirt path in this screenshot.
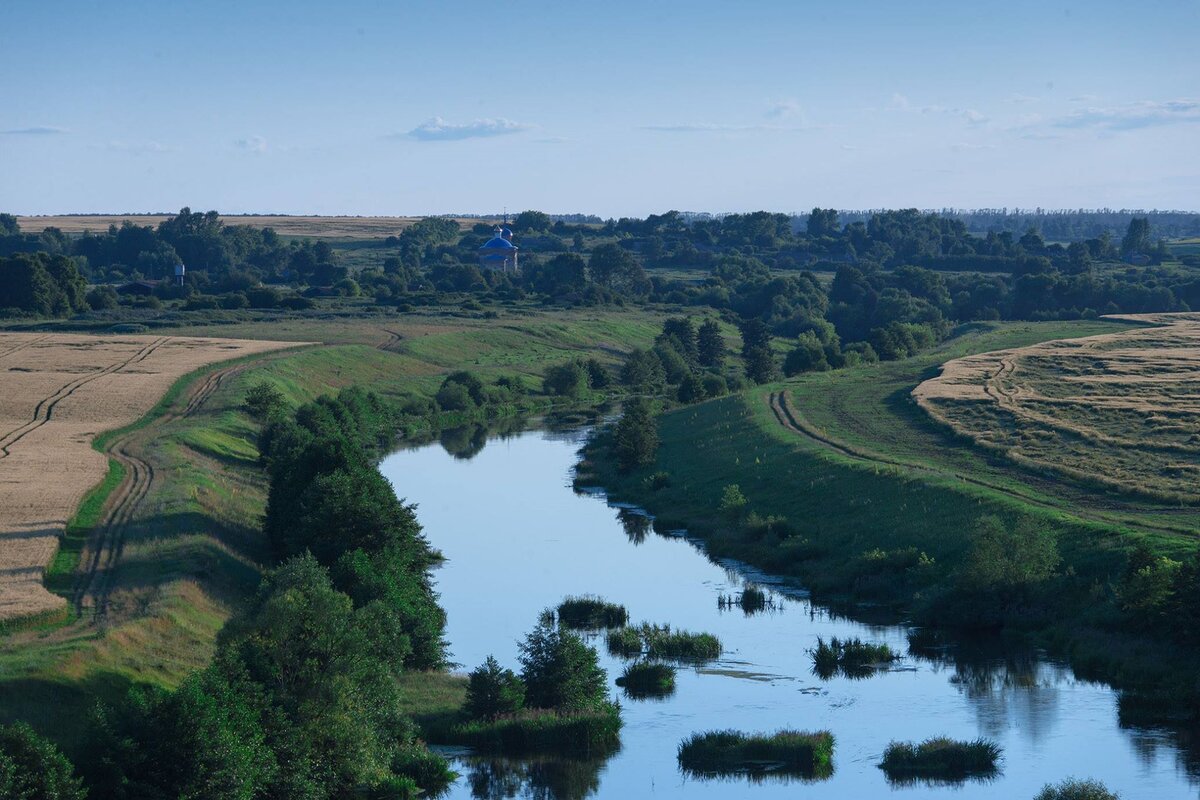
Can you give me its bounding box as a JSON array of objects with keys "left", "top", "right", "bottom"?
[
  {"left": 72, "top": 360, "right": 254, "bottom": 620},
  {"left": 766, "top": 390, "right": 1192, "bottom": 537}
]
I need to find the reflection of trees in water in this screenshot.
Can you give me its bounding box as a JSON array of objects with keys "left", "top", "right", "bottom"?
[
  {"left": 908, "top": 630, "right": 1063, "bottom": 744},
  {"left": 441, "top": 424, "right": 489, "bottom": 460},
  {"left": 463, "top": 755, "right": 608, "bottom": 800},
  {"left": 616, "top": 508, "right": 651, "bottom": 545},
  {"left": 1119, "top": 695, "right": 1200, "bottom": 781}
]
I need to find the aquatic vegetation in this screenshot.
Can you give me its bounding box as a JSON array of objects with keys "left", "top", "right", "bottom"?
[
  {"left": 615, "top": 661, "right": 676, "bottom": 699},
  {"left": 718, "top": 585, "right": 780, "bottom": 614},
  {"left": 879, "top": 737, "right": 1001, "bottom": 783},
  {"left": 1034, "top": 778, "right": 1120, "bottom": 800},
  {"left": 449, "top": 705, "right": 622, "bottom": 757},
  {"left": 555, "top": 596, "right": 629, "bottom": 629},
  {"left": 605, "top": 623, "right": 721, "bottom": 661},
  {"left": 810, "top": 636, "right": 898, "bottom": 679},
  {"left": 677, "top": 729, "right": 834, "bottom": 780}
]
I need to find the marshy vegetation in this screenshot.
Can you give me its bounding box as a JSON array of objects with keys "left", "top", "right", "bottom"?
[
  {"left": 677, "top": 729, "right": 835, "bottom": 781},
  {"left": 605, "top": 623, "right": 721, "bottom": 661},
  {"left": 1033, "top": 778, "right": 1120, "bottom": 800},
  {"left": 810, "top": 636, "right": 899, "bottom": 679},
  {"left": 717, "top": 584, "right": 781, "bottom": 614},
  {"left": 879, "top": 737, "right": 1001, "bottom": 784},
  {"left": 555, "top": 596, "right": 629, "bottom": 629},
  {"left": 615, "top": 662, "right": 676, "bottom": 699}
]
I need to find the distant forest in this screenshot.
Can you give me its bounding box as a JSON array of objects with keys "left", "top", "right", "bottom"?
[{"left": 2, "top": 206, "right": 1199, "bottom": 376}]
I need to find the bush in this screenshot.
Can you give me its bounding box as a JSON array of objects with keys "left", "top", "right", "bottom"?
[
  {"left": 644, "top": 471, "right": 671, "bottom": 490},
  {"left": 0, "top": 721, "right": 86, "bottom": 800},
  {"left": 543, "top": 361, "right": 589, "bottom": 398},
  {"left": 678, "top": 729, "right": 834, "bottom": 779},
  {"left": 614, "top": 398, "right": 658, "bottom": 472},
  {"left": 677, "top": 373, "right": 706, "bottom": 404},
  {"left": 615, "top": 661, "right": 676, "bottom": 699},
  {"left": 700, "top": 373, "right": 727, "bottom": 397},
  {"left": 879, "top": 737, "right": 1000, "bottom": 782},
  {"left": 466, "top": 656, "right": 526, "bottom": 720},
  {"left": 719, "top": 484, "right": 747, "bottom": 518},
  {"left": 86, "top": 285, "right": 120, "bottom": 310},
  {"left": 435, "top": 381, "right": 474, "bottom": 412},
  {"left": 244, "top": 381, "right": 287, "bottom": 420},
  {"left": 555, "top": 596, "right": 628, "bottom": 629},
  {"left": 1034, "top": 778, "right": 1120, "bottom": 800},
  {"left": 607, "top": 623, "right": 721, "bottom": 661}
]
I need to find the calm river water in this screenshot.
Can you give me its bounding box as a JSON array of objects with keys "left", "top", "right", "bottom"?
[{"left": 380, "top": 426, "right": 1198, "bottom": 800}]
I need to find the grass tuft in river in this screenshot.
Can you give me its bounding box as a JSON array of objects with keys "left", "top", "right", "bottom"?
[
  {"left": 615, "top": 661, "right": 676, "bottom": 699},
  {"left": 879, "top": 737, "right": 1001, "bottom": 784},
  {"left": 555, "top": 596, "right": 629, "bottom": 630},
  {"left": 605, "top": 623, "right": 721, "bottom": 661},
  {"left": 678, "top": 729, "right": 835, "bottom": 781},
  {"left": 1033, "top": 778, "right": 1120, "bottom": 800},
  {"left": 810, "top": 636, "right": 899, "bottom": 679},
  {"left": 449, "top": 705, "right": 622, "bottom": 758}
]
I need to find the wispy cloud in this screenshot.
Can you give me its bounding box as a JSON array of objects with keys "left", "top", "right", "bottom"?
[
  {"left": 233, "top": 135, "right": 267, "bottom": 153},
  {"left": 1054, "top": 99, "right": 1200, "bottom": 130},
  {"left": 888, "top": 94, "right": 987, "bottom": 125},
  {"left": 104, "top": 140, "right": 174, "bottom": 155},
  {"left": 765, "top": 98, "right": 800, "bottom": 119},
  {"left": 405, "top": 117, "right": 533, "bottom": 141},
  {"left": 1, "top": 126, "right": 67, "bottom": 135},
  {"left": 641, "top": 121, "right": 809, "bottom": 133},
  {"left": 1005, "top": 93, "right": 1039, "bottom": 104}
]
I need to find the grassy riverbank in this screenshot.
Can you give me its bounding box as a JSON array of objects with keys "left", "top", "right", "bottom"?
[
  {"left": 580, "top": 319, "right": 1200, "bottom": 720},
  {"left": 0, "top": 307, "right": 670, "bottom": 755}
]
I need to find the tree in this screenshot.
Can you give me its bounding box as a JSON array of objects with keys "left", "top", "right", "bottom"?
[
  {"left": 244, "top": 382, "right": 287, "bottom": 420},
  {"left": 958, "top": 515, "right": 1058, "bottom": 608},
  {"left": 613, "top": 397, "right": 658, "bottom": 471},
  {"left": 514, "top": 210, "right": 552, "bottom": 232},
  {"left": 465, "top": 656, "right": 525, "bottom": 720},
  {"left": 619, "top": 348, "right": 665, "bottom": 392},
  {"left": 719, "top": 484, "right": 747, "bottom": 519},
  {"left": 806, "top": 207, "right": 840, "bottom": 238},
  {"left": 697, "top": 319, "right": 725, "bottom": 368},
  {"left": 518, "top": 620, "right": 608, "bottom": 711},
  {"left": 588, "top": 244, "right": 649, "bottom": 295},
  {"left": 0, "top": 722, "right": 85, "bottom": 800},
  {"left": 657, "top": 317, "right": 698, "bottom": 365},
  {"left": 783, "top": 332, "right": 829, "bottom": 375},
  {"left": 543, "top": 361, "right": 589, "bottom": 398},
  {"left": 0, "top": 213, "right": 19, "bottom": 237},
  {"left": 677, "top": 373, "right": 706, "bottom": 404},
  {"left": 1121, "top": 217, "right": 1151, "bottom": 258},
  {"left": 743, "top": 346, "right": 779, "bottom": 384}
]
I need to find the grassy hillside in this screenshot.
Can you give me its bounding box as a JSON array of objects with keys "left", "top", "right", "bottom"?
[{"left": 0, "top": 307, "right": 672, "bottom": 754}]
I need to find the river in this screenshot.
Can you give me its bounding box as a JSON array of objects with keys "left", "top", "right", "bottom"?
[{"left": 380, "top": 425, "right": 1199, "bottom": 800}]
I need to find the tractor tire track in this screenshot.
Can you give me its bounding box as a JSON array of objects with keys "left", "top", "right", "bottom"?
[
  {"left": 0, "top": 337, "right": 169, "bottom": 458},
  {"left": 73, "top": 359, "right": 251, "bottom": 620},
  {"left": 0, "top": 334, "right": 49, "bottom": 362},
  {"left": 766, "top": 390, "right": 1191, "bottom": 537}
]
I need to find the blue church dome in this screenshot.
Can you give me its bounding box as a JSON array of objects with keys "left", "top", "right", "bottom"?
[{"left": 480, "top": 236, "right": 516, "bottom": 250}]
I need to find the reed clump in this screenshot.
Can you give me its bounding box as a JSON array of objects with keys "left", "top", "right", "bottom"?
[
  {"left": 879, "top": 737, "right": 1001, "bottom": 783},
  {"left": 615, "top": 661, "right": 676, "bottom": 699},
  {"left": 606, "top": 623, "right": 721, "bottom": 661},
  {"left": 449, "top": 705, "right": 622, "bottom": 757},
  {"left": 555, "top": 596, "right": 629, "bottom": 629},
  {"left": 810, "top": 636, "right": 898, "bottom": 678},
  {"left": 1033, "top": 778, "right": 1120, "bottom": 800},
  {"left": 677, "top": 729, "right": 834, "bottom": 780}
]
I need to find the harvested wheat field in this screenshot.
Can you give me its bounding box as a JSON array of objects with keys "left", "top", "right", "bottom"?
[
  {"left": 914, "top": 313, "right": 1200, "bottom": 504},
  {"left": 0, "top": 333, "right": 300, "bottom": 622}
]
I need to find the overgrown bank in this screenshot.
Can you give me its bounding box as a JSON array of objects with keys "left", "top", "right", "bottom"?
[{"left": 580, "top": 366, "right": 1200, "bottom": 727}]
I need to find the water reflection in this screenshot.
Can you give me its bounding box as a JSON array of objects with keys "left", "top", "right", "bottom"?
[
  {"left": 615, "top": 507, "right": 651, "bottom": 545},
  {"left": 463, "top": 755, "right": 610, "bottom": 800}
]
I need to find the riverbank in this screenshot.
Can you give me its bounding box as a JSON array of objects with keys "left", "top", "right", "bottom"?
[{"left": 578, "top": 323, "right": 1200, "bottom": 730}]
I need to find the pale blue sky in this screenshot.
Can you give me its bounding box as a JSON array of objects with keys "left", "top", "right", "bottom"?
[{"left": 2, "top": 0, "right": 1197, "bottom": 216}]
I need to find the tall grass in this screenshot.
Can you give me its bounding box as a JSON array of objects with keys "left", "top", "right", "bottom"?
[
  {"left": 810, "top": 636, "right": 898, "bottom": 679},
  {"left": 879, "top": 737, "right": 1001, "bottom": 783},
  {"left": 605, "top": 623, "right": 721, "bottom": 661},
  {"left": 677, "top": 729, "right": 834, "bottom": 780},
  {"left": 448, "top": 704, "right": 622, "bottom": 757},
  {"left": 1034, "top": 778, "right": 1120, "bottom": 800},
  {"left": 615, "top": 662, "right": 676, "bottom": 699},
  {"left": 555, "top": 596, "right": 629, "bottom": 629}
]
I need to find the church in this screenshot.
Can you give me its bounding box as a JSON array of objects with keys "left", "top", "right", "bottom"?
[{"left": 477, "top": 224, "right": 519, "bottom": 272}]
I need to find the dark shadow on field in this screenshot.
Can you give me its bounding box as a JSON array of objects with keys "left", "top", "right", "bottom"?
[{"left": 122, "top": 509, "right": 269, "bottom": 567}]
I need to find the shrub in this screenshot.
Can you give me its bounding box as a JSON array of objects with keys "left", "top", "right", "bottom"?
[
  {"left": 435, "top": 381, "right": 474, "bottom": 412},
  {"left": 555, "top": 596, "right": 628, "bottom": 629},
  {"left": 1034, "top": 778, "right": 1120, "bottom": 800},
  {"left": 466, "top": 656, "right": 526, "bottom": 720},
  {"left": 244, "top": 381, "right": 287, "bottom": 420},
  {"left": 700, "top": 373, "right": 727, "bottom": 397},
  {"left": 644, "top": 471, "right": 671, "bottom": 490},
  {"left": 879, "top": 737, "right": 1000, "bottom": 782},
  {"left": 0, "top": 721, "right": 86, "bottom": 800},
  {"left": 607, "top": 623, "right": 721, "bottom": 661},
  {"left": 86, "top": 285, "right": 120, "bottom": 310},
  {"left": 616, "top": 662, "right": 676, "bottom": 699},
  {"left": 719, "top": 484, "right": 747, "bottom": 518},
  {"left": 543, "top": 361, "right": 589, "bottom": 398},
  {"left": 389, "top": 745, "right": 455, "bottom": 796},
  {"left": 678, "top": 729, "right": 834, "bottom": 779}
]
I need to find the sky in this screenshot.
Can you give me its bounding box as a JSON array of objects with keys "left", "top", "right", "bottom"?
[{"left": 2, "top": 0, "right": 1198, "bottom": 217}]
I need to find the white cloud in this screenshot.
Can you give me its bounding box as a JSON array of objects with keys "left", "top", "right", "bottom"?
[
  {"left": 963, "top": 109, "right": 988, "bottom": 125},
  {"left": 765, "top": 98, "right": 800, "bottom": 119},
  {"left": 234, "top": 135, "right": 267, "bottom": 153},
  {"left": 406, "top": 117, "right": 532, "bottom": 141},
  {"left": 888, "top": 95, "right": 987, "bottom": 125},
  {"left": 1054, "top": 99, "right": 1200, "bottom": 130},
  {"left": 889, "top": 93, "right": 912, "bottom": 111},
  {"left": 1, "top": 126, "right": 67, "bottom": 135}
]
